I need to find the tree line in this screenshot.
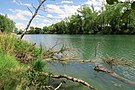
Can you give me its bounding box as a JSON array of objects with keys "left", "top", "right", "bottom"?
[
  {"left": 21, "top": 2, "right": 135, "bottom": 35},
  {"left": 1, "top": 1, "right": 135, "bottom": 35}
]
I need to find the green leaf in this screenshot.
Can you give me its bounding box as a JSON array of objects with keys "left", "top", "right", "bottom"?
[
  {"left": 106, "top": 0, "right": 114, "bottom": 5},
  {"left": 106, "top": 0, "right": 118, "bottom": 5},
  {"left": 121, "top": 10, "right": 131, "bottom": 19},
  {"left": 131, "top": 1, "right": 135, "bottom": 10}
]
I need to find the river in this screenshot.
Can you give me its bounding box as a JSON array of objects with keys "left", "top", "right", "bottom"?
[{"left": 23, "top": 34, "right": 135, "bottom": 90}]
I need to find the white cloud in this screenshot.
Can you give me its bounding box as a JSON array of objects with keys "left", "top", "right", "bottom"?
[
  {"left": 16, "top": 23, "right": 26, "bottom": 30},
  {"left": 46, "top": 14, "right": 53, "bottom": 18},
  {"left": 61, "top": 0, "right": 73, "bottom": 4},
  {"left": 9, "top": 9, "right": 32, "bottom": 16},
  {"left": 14, "top": 9, "right": 32, "bottom": 16},
  {"left": 12, "top": 0, "right": 32, "bottom": 7},
  {"left": 84, "top": 0, "right": 106, "bottom": 11},
  {"left": 8, "top": 9, "right": 32, "bottom": 21},
  {"left": 46, "top": 4, "right": 64, "bottom": 14},
  {"left": 118, "top": 0, "right": 135, "bottom": 2},
  {"left": 8, "top": 14, "right": 28, "bottom": 20},
  {"left": 46, "top": 4, "right": 80, "bottom": 19},
  {"left": 62, "top": 5, "right": 80, "bottom": 16}
]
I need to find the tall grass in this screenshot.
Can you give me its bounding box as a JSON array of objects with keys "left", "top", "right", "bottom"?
[
  {"left": 0, "top": 33, "right": 49, "bottom": 90},
  {"left": 0, "top": 50, "right": 24, "bottom": 90},
  {"left": 0, "top": 33, "right": 45, "bottom": 63}
]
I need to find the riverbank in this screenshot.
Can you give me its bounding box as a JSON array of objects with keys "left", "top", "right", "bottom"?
[{"left": 0, "top": 33, "right": 50, "bottom": 89}]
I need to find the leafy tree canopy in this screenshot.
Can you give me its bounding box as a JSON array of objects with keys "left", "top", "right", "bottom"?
[{"left": 0, "top": 14, "right": 17, "bottom": 33}]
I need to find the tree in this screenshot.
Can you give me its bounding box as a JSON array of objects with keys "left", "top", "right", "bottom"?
[
  {"left": 20, "top": 0, "right": 46, "bottom": 39},
  {"left": 78, "top": 5, "right": 98, "bottom": 34},
  {"left": 27, "top": 26, "right": 35, "bottom": 34},
  {"left": 0, "top": 14, "right": 17, "bottom": 33}
]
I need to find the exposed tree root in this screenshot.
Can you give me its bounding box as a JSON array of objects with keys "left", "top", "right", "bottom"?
[
  {"left": 94, "top": 65, "right": 135, "bottom": 85},
  {"left": 50, "top": 74, "right": 96, "bottom": 90}
]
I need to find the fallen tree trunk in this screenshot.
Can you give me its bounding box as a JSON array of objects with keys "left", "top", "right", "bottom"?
[
  {"left": 45, "top": 59, "right": 96, "bottom": 63},
  {"left": 94, "top": 65, "right": 135, "bottom": 85},
  {"left": 50, "top": 74, "right": 96, "bottom": 90}
]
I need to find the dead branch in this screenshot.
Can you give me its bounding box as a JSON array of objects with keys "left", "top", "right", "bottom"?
[
  {"left": 32, "top": 4, "right": 36, "bottom": 10},
  {"left": 51, "top": 74, "right": 96, "bottom": 90},
  {"left": 94, "top": 65, "right": 135, "bottom": 85},
  {"left": 48, "top": 40, "right": 59, "bottom": 51},
  {"left": 20, "top": 0, "right": 46, "bottom": 39},
  {"left": 54, "top": 82, "right": 63, "bottom": 90},
  {"left": 45, "top": 59, "right": 96, "bottom": 63},
  {"left": 27, "top": 7, "right": 33, "bottom": 15},
  {"left": 45, "top": 85, "right": 55, "bottom": 90}
]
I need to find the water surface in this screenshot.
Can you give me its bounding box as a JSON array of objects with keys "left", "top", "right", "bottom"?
[{"left": 23, "top": 34, "right": 135, "bottom": 90}]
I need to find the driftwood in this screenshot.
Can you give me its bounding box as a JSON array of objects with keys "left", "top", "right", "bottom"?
[
  {"left": 54, "top": 82, "right": 63, "bottom": 90},
  {"left": 45, "top": 59, "right": 96, "bottom": 63},
  {"left": 94, "top": 65, "right": 135, "bottom": 85},
  {"left": 51, "top": 74, "right": 96, "bottom": 90}
]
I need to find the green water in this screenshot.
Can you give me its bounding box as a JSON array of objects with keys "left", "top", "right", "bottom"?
[{"left": 23, "top": 34, "right": 135, "bottom": 90}]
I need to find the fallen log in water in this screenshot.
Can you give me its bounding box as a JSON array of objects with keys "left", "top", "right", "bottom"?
[
  {"left": 94, "top": 65, "right": 135, "bottom": 85},
  {"left": 50, "top": 74, "right": 96, "bottom": 90},
  {"left": 45, "top": 58, "right": 96, "bottom": 63}
]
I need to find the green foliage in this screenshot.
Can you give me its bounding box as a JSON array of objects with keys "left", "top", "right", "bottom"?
[
  {"left": 131, "top": 1, "right": 135, "bottom": 10},
  {"left": 121, "top": 10, "right": 131, "bottom": 19},
  {"left": 18, "top": 60, "right": 49, "bottom": 90},
  {"left": 0, "top": 34, "right": 49, "bottom": 90},
  {"left": 0, "top": 33, "right": 45, "bottom": 63},
  {"left": 31, "top": 60, "right": 46, "bottom": 72},
  {"left": 0, "top": 14, "right": 17, "bottom": 33},
  {"left": 0, "top": 52, "right": 49, "bottom": 90},
  {"left": 106, "top": 0, "right": 118, "bottom": 5},
  {"left": 106, "top": 0, "right": 115, "bottom": 5},
  {"left": 0, "top": 51, "right": 25, "bottom": 90},
  {"left": 0, "top": 52, "right": 21, "bottom": 80}
]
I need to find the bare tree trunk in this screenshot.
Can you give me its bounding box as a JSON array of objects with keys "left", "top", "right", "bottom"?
[{"left": 20, "top": 0, "right": 46, "bottom": 39}]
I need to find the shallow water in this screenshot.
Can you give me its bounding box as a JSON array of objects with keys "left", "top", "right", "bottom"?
[{"left": 23, "top": 34, "right": 135, "bottom": 90}]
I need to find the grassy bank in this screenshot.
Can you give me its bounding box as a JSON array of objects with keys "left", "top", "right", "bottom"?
[
  {"left": 0, "top": 33, "right": 46, "bottom": 63},
  {"left": 0, "top": 51, "right": 23, "bottom": 89},
  {"left": 0, "top": 33, "right": 49, "bottom": 90}
]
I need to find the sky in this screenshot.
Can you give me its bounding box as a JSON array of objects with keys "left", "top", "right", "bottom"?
[{"left": 0, "top": 0, "right": 107, "bottom": 30}]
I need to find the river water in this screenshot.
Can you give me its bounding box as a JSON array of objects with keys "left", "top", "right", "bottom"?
[{"left": 23, "top": 34, "right": 135, "bottom": 90}]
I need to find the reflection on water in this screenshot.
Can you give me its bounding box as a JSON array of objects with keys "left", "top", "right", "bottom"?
[{"left": 23, "top": 34, "right": 135, "bottom": 90}]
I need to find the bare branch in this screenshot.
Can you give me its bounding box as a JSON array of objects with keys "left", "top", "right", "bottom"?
[
  {"left": 32, "top": 4, "right": 36, "bottom": 10},
  {"left": 37, "top": 0, "right": 41, "bottom": 4},
  {"left": 45, "top": 86, "right": 55, "bottom": 90},
  {"left": 20, "top": 0, "right": 46, "bottom": 39},
  {"left": 51, "top": 74, "right": 96, "bottom": 90},
  {"left": 49, "top": 40, "right": 59, "bottom": 50},
  {"left": 27, "top": 7, "right": 33, "bottom": 15},
  {"left": 54, "top": 82, "right": 63, "bottom": 90}
]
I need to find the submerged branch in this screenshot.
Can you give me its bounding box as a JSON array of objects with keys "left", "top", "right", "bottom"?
[
  {"left": 51, "top": 74, "right": 96, "bottom": 90},
  {"left": 94, "top": 65, "right": 135, "bottom": 85},
  {"left": 54, "top": 82, "right": 63, "bottom": 90},
  {"left": 45, "top": 59, "right": 96, "bottom": 63}
]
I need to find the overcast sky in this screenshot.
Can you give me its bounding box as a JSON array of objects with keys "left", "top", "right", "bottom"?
[{"left": 0, "top": 0, "right": 109, "bottom": 30}]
